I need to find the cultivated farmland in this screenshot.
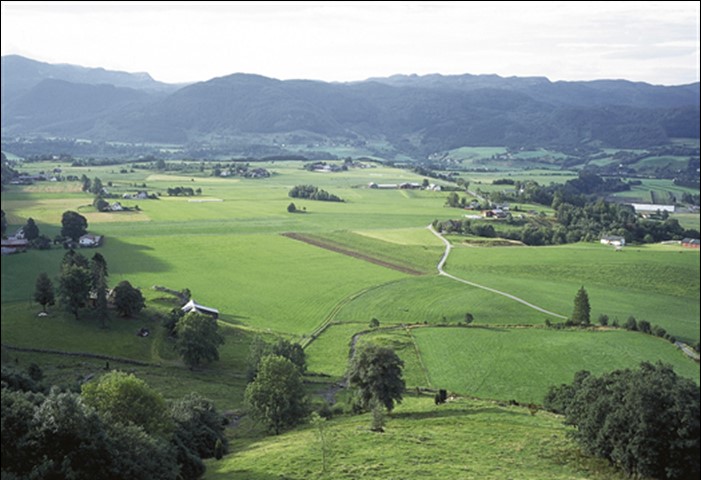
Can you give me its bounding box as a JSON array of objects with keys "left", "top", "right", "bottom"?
[{"left": 1, "top": 158, "right": 699, "bottom": 479}]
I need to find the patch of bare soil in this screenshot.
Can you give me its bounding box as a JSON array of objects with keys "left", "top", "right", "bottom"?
[{"left": 282, "top": 232, "right": 423, "bottom": 275}]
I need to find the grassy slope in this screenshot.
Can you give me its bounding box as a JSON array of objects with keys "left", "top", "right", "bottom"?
[
  {"left": 308, "top": 323, "right": 699, "bottom": 405},
  {"left": 207, "top": 396, "right": 628, "bottom": 480},
  {"left": 444, "top": 242, "right": 700, "bottom": 342},
  {"left": 411, "top": 327, "right": 699, "bottom": 403},
  {"left": 2, "top": 160, "right": 700, "bottom": 478}
]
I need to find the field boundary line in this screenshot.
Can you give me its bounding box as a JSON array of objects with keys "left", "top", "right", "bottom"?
[
  {"left": 1, "top": 343, "right": 157, "bottom": 366},
  {"left": 301, "top": 279, "right": 406, "bottom": 349},
  {"left": 404, "top": 325, "right": 432, "bottom": 389},
  {"left": 427, "top": 225, "right": 567, "bottom": 320}
]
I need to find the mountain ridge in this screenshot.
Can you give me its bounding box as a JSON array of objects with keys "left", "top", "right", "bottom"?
[{"left": 2, "top": 55, "right": 698, "bottom": 158}]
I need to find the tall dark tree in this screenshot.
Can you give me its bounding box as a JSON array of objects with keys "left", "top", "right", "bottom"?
[
  {"left": 244, "top": 354, "right": 309, "bottom": 434},
  {"left": 62, "top": 249, "right": 89, "bottom": 269},
  {"left": 1, "top": 209, "right": 7, "bottom": 236},
  {"left": 58, "top": 264, "right": 91, "bottom": 319},
  {"left": 89, "top": 177, "right": 104, "bottom": 195},
  {"left": 113, "top": 280, "right": 145, "bottom": 318},
  {"left": 60, "top": 210, "right": 88, "bottom": 241},
  {"left": 34, "top": 272, "right": 55, "bottom": 313},
  {"left": 80, "top": 174, "right": 91, "bottom": 192},
  {"left": 93, "top": 196, "right": 109, "bottom": 212},
  {"left": 91, "top": 253, "right": 109, "bottom": 328},
  {"left": 175, "top": 312, "right": 224, "bottom": 368},
  {"left": 91, "top": 252, "right": 108, "bottom": 278},
  {"left": 348, "top": 345, "right": 405, "bottom": 412},
  {"left": 571, "top": 286, "right": 591, "bottom": 326},
  {"left": 23, "top": 217, "right": 39, "bottom": 241}
]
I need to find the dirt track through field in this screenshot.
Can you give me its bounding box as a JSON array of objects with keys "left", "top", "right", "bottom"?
[
  {"left": 281, "top": 232, "right": 424, "bottom": 276},
  {"left": 427, "top": 225, "right": 567, "bottom": 319}
]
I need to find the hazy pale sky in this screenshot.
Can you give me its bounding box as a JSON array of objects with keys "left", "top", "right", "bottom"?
[{"left": 1, "top": 1, "right": 699, "bottom": 85}]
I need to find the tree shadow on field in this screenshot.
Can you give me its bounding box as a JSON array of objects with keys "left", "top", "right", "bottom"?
[
  {"left": 218, "top": 471, "right": 281, "bottom": 480},
  {"left": 392, "top": 405, "right": 522, "bottom": 421},
  {"left": 99, "top": 236, "right": 171, "bottom": 276},
  {"left": 218, "top": 313, "right": 250, "bottom": 326},
  {"left": 467, "top": 325, "right": 509, "bottom": 333}
]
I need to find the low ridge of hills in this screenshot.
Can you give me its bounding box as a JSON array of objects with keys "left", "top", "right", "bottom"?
[{"left": 2, "top": 55, "right": 699, "bottom": 157}]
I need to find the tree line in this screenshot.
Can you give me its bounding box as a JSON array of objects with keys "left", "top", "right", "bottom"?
[
  {"left": 34, "top": 249, "right": 144, "bottom": 326},
  {"left": 436, "top": 196, "right": 698, "bottom": 247},
  {"left": 544, "top": 362, "right": 699, "bottom": 480},
  {"left": 288, "top": 184, "right": 344, "bottom": 202},
  {"left": 241, "top": 334, "right": 405, "bottom": 436},
  {"left": 439, "top": 170, "right": 700, "bottom": 245}
]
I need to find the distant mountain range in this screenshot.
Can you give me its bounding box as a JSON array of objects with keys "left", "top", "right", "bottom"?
[{"left": 2, "top": 55, "right": 699, "bottom": 158}]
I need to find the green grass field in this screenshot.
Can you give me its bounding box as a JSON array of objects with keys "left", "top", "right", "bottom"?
[
  {"left": 609, "top": 178, "right": 698, "bottom": 204},
  {"left": 2, "top": 158, "right": 700, "bottom": 478},
  {"left": 335, "top": 275, "right": 562, "bottom": 326},
  {"left": 206, "top": 396, "right": 629, "bottom": 480},
  {"left": 411, "top": 327, "right": 699, "bottom": 403},
  {"left": 443, "top": 242, "right": 700, "bottom": 342}
]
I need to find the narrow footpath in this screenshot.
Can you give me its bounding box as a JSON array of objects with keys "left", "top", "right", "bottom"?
[{"left": 427, "top": 225, "right": 567, "bottom": 320}]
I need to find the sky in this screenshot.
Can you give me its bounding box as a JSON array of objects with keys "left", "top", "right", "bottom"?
[{"left": 1, "top": 1, "right": 699, "bottom": 86}]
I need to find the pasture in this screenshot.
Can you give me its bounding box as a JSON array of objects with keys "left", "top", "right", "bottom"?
[
  {"left": 608, "top": 178, "right": 698, "bottom": 204},
  {"left": 3, "top": 156, "right": 700, "bottom": 479},
  {"left": 2, "top": 159, "right": 699, "bottom": 412},
  {"left": 443, "top": 241, "right": 700, "bottom": 342},
  {"left": 207, "top": 396, "right": 629, "bottom": 480},
  {"left": 411, "top": 326, "right": 699, "bottom": 403}
]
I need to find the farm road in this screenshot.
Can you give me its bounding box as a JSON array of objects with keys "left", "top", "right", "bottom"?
[{"left": 427, "top": 225, "right": 567, "bottom": 320}]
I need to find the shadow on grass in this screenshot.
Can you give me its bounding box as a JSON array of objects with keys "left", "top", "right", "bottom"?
[
  {"left": 219, "top": 313, "right": 250, "bottom": 326},
  {"left": 391, "top": 405, "right": 521, "bottom": 421},
  {"left": 215, "top": 471, "right": 282, "bottom": 480},
  {"left": 422, "top": 324, "right": 509, "bottom": 333},
  {"left": 100, "top": 236, "right": 171, "bottom": 276}
]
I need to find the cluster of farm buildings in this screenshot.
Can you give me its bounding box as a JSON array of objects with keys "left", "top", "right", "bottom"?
[{"left": 1, "top": 228, "right": 103, "bottom": 255}]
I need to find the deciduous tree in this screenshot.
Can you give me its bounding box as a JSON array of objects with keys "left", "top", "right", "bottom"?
[
  {"left": 244, "top": 354, "right": 309, "bottom": 434},
  {"left": 113, "top": 280, "right": 145, "bottom": 317},
  {"left": 170, "top": 393, "right": 227, "bottom": 460},
  {"left": 60, "top": 210, "right": 88, "bottom": 241},
  {"left": 348, "top": 345, "right": 405, "bottom": 412},
  {"left": 81, "top": 371, "right": 172, "bottom": 437},
  {"left": 272, "top": 339, "right": 306, "bottom": 374},
  {"left": 175, "top": 312, "right": 224, "bottom": 368},
  {"left": 544, "top": 362, "right": 699, "bottom": 480}
]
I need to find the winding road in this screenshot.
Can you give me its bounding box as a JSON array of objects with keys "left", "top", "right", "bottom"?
[{"left": 427, "top": 225, "right": 567, "bottom": 319}]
